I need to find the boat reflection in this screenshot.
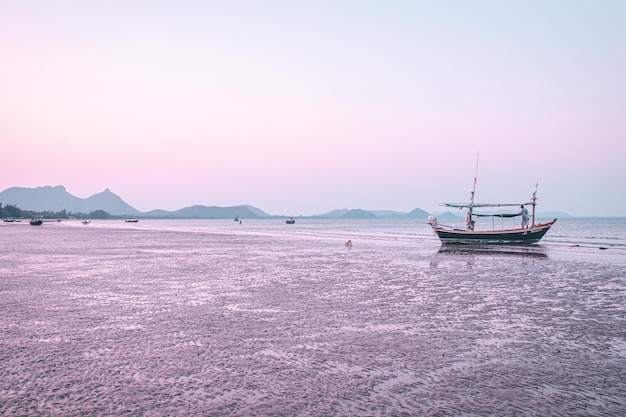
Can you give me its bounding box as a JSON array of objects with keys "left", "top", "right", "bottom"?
[{"left": 436, "top": 244, "right": 548, "bottom": 258}]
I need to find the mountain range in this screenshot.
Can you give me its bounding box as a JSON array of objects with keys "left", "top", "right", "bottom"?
[
  {"left": 0, "top": 186, "right": 432, "bottom": 219},
  {"left": 0, "top": 186, "right": 139, "bottom": 215}
]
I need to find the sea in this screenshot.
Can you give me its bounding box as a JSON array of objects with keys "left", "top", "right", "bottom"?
[{"left": 1, "top": 217, "right": 625, "bottom": 416}]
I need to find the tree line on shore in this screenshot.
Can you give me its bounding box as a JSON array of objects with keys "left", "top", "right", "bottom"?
[{"left": 0, "top": 203, "right": 114, "bottom": 220}]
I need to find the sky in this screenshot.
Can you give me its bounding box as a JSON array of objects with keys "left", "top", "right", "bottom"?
[{"left": 1, "top": 1, "right": 625, "bottom": 216}]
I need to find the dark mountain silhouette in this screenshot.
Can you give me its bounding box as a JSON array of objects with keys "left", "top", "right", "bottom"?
[{"left": 0, "top": 185, "right": 139, "bottom": 215}]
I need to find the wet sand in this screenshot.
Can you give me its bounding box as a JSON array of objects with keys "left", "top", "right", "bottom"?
[{"left": 1, "top": 222, "right": 625, "bottom": 415}]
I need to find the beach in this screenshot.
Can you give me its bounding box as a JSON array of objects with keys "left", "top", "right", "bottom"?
[{"left": 1, "top": 219, "right": 625, "bottom": 415}]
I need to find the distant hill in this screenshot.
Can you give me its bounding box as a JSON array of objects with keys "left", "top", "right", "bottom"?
[
  {"left": 171, "top": 205, "right": 261, "bottom": 219},
  {"left": 430, "top": 211, "right": 464, "bottom": 220},
  {"left": 318, "top": 209, "right": 350, "bottom": 219},
  {"left": 239, "top": 205, "right": 271, "bottom": 218},
  {"left": 318, "top": 208, "right": 431, "bottom": 219},
  {"left": 141, "top": 209, "right": 174, "bottom": 217},
  {"left": 139, "top": 205, "right": 266, "bottom": 219},
  {"left": 141, "top": 205, "right": 270, "bottom": 219},
  {"left": 83, "top": 188, "right": 140, "bottom": 215},
  {"left": 142, "top": 205, "right": 263, "bottom": 219},
  {"left": 339, "top": 209, "right": 378, "bottom": 219},
  {"left": 314, "top": 208, "right": 437, "bottom": 219},
  {"left": 404, "top": 208, "right": 429, "bottom": 219},
  {"left": 0, "top": 185, "right": 139, "bottom": 215},
  {"left": 370, "top": 210, "right": 406, "bottom": 218},
  {"left": 317, "top": 209, "right": 380, "bottom": 219}
]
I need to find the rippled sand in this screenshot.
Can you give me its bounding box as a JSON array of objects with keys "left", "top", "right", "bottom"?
[{"left": 1, "top": 221, "right": 625, "bottom": 415}]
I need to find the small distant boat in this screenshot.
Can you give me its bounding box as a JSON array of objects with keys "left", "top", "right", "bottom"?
[
  {"left": 125, "top": 219, "right": 139, "bottom": 223},
  {"left": 286, "top": 217, "right": 295, "bottom": 224},
  {"left": 428, "top": 156, "right": 555, "bottom": 245},
  {"left": 234, "top": 217, "right": 239, "bottom": 222},
  {"left": 30, "top": 216, "right": 43, "bottom": 226},
  {"left": 3, "top": 217, "right": 16, "bottom": 222},
  {"left": 81, "top": 220, "right": 91, "bottom": 225}
]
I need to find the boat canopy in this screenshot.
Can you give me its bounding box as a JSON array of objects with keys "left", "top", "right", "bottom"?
[
  {"left": 472, "top": 212, "right": 520, "bottom": 218},
  {"left": 443, "top": 202, "right": 532, "bottom": 209}
]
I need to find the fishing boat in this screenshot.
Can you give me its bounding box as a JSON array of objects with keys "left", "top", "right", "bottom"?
[
  {"left": 30, "top": 216, "right": 43, "bottom": 226},
  {"left": 428, "top": 158, "right": 556, "bottom": 245},
  {"left": 125, "top": 219, "right": 139, "bottom": 223},
  {"left": 286, "top": 217, "right": 295, "bottom": 224},
  {"left": 81, "top": 219, "right": 91, "bottom": 225},
  {"left": 429, "top": 216, "right": 556, "bottom": 244}
]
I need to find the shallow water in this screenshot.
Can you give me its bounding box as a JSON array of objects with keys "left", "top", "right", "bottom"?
[{"left": 1, "top": 218, "right": 625, "bottom": 415}]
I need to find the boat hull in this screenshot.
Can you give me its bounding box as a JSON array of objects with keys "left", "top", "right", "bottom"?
[{"left": 433, "top": 220, "right": 556, "bottom": 245}]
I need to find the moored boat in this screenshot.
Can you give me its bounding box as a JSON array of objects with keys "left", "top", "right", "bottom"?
[
  {"left": 428, "top": 157, "right": 555, "bottom": 245},
  {"left": 125, "top": 219, "right": 139, "bottom": 223},
  {"left": 286, "top": 217, "right": 295, "bottom": 224},
  {"left": 429, "top": 217, "right": 556, "bottom": 244},
  {"left": 30, "top": 216, "right": 43, "bottom": 226}
]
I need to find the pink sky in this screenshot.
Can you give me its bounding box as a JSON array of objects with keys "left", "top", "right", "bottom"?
[{"left": 1, "top": 1, "right": 625, "bottom": 216}]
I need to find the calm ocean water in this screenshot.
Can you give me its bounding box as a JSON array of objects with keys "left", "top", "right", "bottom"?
[{"left": 1, "top": 218, "right": 625, "bottom": 416}]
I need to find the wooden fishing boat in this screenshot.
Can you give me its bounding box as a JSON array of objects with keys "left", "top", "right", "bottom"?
[
  {"left": 429, "top": 157, "right": 556, "bottom": 245},
  {"left": 429, "top": 217, "right": 556, "bottom": 244},
  {"left": 30, "top": 217, "right": 43, "bottom": 226},
  {"left": 286, "top": 217, "right": 295, "bottom": 224},
  {"left": 125, "top": 219, "right": 139, "bottom": 223}
]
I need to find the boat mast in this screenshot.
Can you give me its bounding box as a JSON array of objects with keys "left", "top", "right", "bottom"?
[
  {"left": 469, "top": 154, "right": 479, "bottom": 219},
  {"left": 531, "top": 181, "right": 538, "bottom": 227}
]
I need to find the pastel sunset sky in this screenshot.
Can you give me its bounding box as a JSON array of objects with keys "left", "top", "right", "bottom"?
[{"left": 1, "top": 1, "right": 624, "bottom": 216}]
